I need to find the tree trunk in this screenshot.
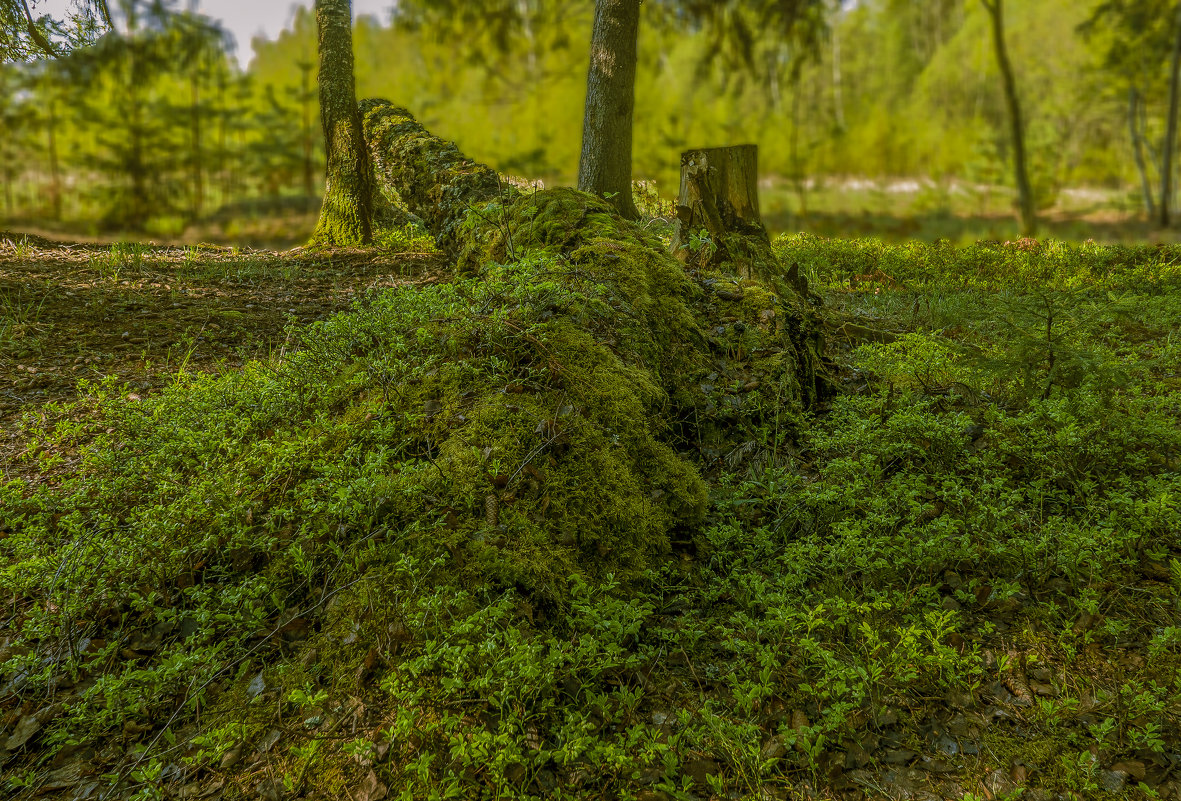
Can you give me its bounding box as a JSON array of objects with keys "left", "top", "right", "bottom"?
[
  {"left": 1129, "top": 87, "right": 1157, "bottom": 220},
  {"left": 982, "top": 0, "right": 1036, "bottom": 237},
  {"left": 311, "top": 0, "right": 373, "bottom": 246},
  {"left": 1161, "top": 2, "right": 1181, "bottom": 228},
  {"left": 190, "top": 70, "right": 203, "bottom": 221},
  {"left": 790, "top": 76, "right": 808, "bottom": 217},
  {"left": 45, "top": 93, "right": 61, "bottom": 221},
  {"left": 577, "top": 0, "right": 640, "bottom": 220},
  {"left": 299, "top": 59, "right": 315, "bottom": 198}
]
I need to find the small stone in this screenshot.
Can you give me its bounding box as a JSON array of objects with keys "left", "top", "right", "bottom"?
[
  {"left": 761, "top": 736, "right": 787, "bottom": 761},
  {"left": 881, "top": 748, "right": 916, "bottom": 764},
  {"left": 1099, "top": 770, "right": 1128, "bottom": 793},
  {"left": 933, "top": 734, "right": 959, "bottom": 756}
]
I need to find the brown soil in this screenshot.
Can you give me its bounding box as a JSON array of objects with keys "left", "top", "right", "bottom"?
[{"left": 0, "top": 230, "right": 445, "bottom": 483}]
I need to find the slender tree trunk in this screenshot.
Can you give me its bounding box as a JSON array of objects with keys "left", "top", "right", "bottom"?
[
  {"left": 577, "top": 0, "right": 640, "bottom": 220},
  {"left": 311, "top": 0, "right": 373, "bottom": 246},
  {"left": 1161, "top": 2, "right": 1181, "bottom": 227},
  {"left": 982, "top": 0, "right": 1036, "bottom": 237},
  {"left": 190, "top": 70, "right": 203, "bottom": 221},
  {"left": 46, "top": 94, "right": 61, "bottom": 221},
  {"left": 790, "top": 76, "right": 807, "bottom": 217},
  {"left": 1129, "top": 87, "right": 1157, "bottom": 220},
  {"left": 299, "top": 60, "right": 315, "bottom": 197},
  {"left": 832, "top": 20, "right": 845, "bottom": 131},
  {"left": 3, "top": 167, "right": 14, "bottom": 216},
  {"left": 217, "top": 74, "right": 227, "bottom": 206}
]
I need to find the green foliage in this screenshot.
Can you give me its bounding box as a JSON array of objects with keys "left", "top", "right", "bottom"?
[
  {"left": 1, "top": 0, "right": 1156, "bottom": 240},
  {"left": 4, "top": 235, "right": 1181, "bottom": 799}
]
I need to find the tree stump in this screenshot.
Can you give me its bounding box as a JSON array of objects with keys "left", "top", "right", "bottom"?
[
  {"left": 672, "top": 145, "right": 780, "bottom": 282},
  {"left": 674, "top": 145, "right": 761, "bottom": 240}
]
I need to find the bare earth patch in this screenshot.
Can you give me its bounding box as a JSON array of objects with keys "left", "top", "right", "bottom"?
[{"left": 0, "top": 232, "right": 444, "bottom": 482}]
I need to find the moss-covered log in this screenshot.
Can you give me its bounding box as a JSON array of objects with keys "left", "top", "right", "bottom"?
[
  {"left": 361, "top": 100, "right": 503, "bottom": 259},
  {"left": 357, "top": 100, "right": 828, "bottom": 588}
]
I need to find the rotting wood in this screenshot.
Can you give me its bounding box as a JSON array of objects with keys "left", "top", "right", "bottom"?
[
  {"left": 670, "top": 145, "right": 797, "bottom": 296},
  {"left": 359, "top": 100, "right": 829, "bottom": 407}
]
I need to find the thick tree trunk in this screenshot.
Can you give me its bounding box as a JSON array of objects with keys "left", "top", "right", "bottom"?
[
  {"left": 982, "top": 0, "right": 1036, "bottom": 237},
  {"left": 577, "top": 0, "right": 640, "bottom": 220},
  {"left": 311, "top": 0, "right": 373, "bottom": 246},
  {"left": 1161, "top": 3, "right": 1181, "bottom": 228}
]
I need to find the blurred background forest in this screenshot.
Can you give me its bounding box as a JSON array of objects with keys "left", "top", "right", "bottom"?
[{"left": 2, "top": 0, "right": 1180, "bottom": 246}]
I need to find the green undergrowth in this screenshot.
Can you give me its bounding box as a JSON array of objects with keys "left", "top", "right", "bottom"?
[{"left": 2, "top": 235, "right": 1180, "bottom": 800}]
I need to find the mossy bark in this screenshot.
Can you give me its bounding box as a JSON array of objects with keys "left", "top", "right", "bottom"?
[
  {"left": 310, "top": 0, "right": 373, "bottom": 247},
  {"left": 577, "top": 0, "right": 641, "bottom": 220},
  {"left": 361, "top": 100, "right": 504, "bottom": 259},
  {"left": 361, "top": 99, "right": 826, "bottom": 404}
]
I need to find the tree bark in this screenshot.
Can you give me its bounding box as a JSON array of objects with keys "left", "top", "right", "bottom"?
[
  {"left": 670, "top": 144, "right": 810, "bottom": 298},
  {"left": 1129, "top": 87, "right": 1157, "bottom": 220},
  {"left": 361, "top": 101, "right": 503, "bottom": 260},
  {"left": 672, "top": 145, "right": 761, "bottom": 255},
  {"left": 982, "top": 0, "right": 1036, "bottom": 237},
  {"left": 190, "top": 69, "right": 203, "bottom": 221},
  {"left": 1161, "top": 2, "right": 1181, "bottom": 227},
  {"left": 299, "top": 59, "right": 315, "bottom": 198},
  {"left": 577, "top": 0, "right": 640, "bottom": 220},
  {"left": 45, "top": 92, "right": 61, "bottom": 221},
  {"left": 311, "top": 0, "right": 373, "bottom": 246}
]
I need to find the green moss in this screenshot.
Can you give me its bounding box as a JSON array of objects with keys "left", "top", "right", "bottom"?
[
  {"left": 361, "top": 100, "right": 504, "bottom": 256},
  {"left": 310, "top": 182, "right": 370, "bottom": 247}
]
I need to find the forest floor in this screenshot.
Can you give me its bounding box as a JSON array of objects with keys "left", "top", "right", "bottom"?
[
  {"left": 2, "top": 227, "right": 1179, "bottom": 801},
  {"left": 0, "top": 232, "right": 444, "bottom": 483}
]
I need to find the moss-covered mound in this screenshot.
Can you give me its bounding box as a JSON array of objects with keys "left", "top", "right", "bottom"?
[
  {"left": 0, "top": 232, "right": 712, "bottom": 793},
  {"left": 0, "top": 109, "right": 837, "bottom": 797}
]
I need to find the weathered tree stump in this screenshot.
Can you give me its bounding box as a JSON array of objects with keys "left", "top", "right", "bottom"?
[
  {"left": 674, "top": 145, "right": 762, "bottom": 244},
  {"left": 671, "top": 145, "right": 789, "bottom": 287}
]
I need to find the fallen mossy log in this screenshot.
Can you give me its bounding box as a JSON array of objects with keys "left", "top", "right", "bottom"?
[
  {"left": 356, "top": 100, "right": 832, "bottom": 583},
  {"left": 361, "top": 99, "right": 828, "bottom": 405},
  {"left": 0, "top": 107, "right": 830, "bottom": 797}
]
